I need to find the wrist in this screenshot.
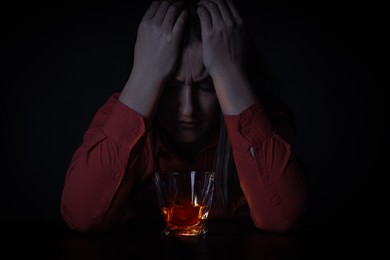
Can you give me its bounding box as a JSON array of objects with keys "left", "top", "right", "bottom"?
[
  {"left": 212, "top": 67, "right": 257, "bottom": 115},
  {"left": 211, "top": 65, "right": 247, "bottom": 86},
  {"left": 126, "top": 71, "right": 165, "bottom": 92},
  {"left": 209, "top": 63, "right": 245, "bottom": 81},
  {"left": 119, "top": 73, "right": 165, "bottom": 119}
]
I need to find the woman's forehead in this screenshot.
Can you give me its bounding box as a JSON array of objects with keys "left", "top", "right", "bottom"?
[{"left": 174, "top": 44, "right": 209, "bottom": 82}]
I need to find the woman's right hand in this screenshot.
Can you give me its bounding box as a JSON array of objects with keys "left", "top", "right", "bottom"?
[
  {"left": 120, "top": 1, "right": 188, "bottom": 118},
  {"left": 131, "top": 0, "right": 188, "bottom": 83}
]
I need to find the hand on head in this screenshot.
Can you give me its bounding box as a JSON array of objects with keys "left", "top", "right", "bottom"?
[
  {"left": 132, "top": 0, "right": 246, "bottom": 83},
  {"left": 196, "top": 0, "right": 246, "bottom": 77},
  {"left": 131, "top": 1, "right": 189, "bottom": 83}
]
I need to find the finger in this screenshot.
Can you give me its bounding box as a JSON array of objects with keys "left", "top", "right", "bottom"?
[
  {"left": 197, "top": 5, "right": 212, "bottom": 32},
  {"left": 142, "top": 1, "right": 161, "bottom": 20},
  {"left": 226, "top": 0, "right": 243, "bottom": 24},
  {"left": 201, "top": 1, "right": 223, "bottom": 28},
  {"left": 214, "top": 0, "right": 233, "bottom": 24},
  {"left": 162, "top": 1, "right": 185, "bottom": 30},
  {"left": 152, "top": 1, "right": 171, "bottom": 24},
  {"left": 172, "top": 9, "right": 188, "bottom": 37}
]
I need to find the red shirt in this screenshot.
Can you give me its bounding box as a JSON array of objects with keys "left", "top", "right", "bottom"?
[{"left": 61, "top": 93, "right": 309, "bottom": 233}]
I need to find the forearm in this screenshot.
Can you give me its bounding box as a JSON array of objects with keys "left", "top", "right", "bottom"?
[
  {"left": 225, "top": 102, "right": 309, "bottom": 233},
  {"left": 61, "top": 98, "right": 148, "bottom": 233},
  {"left": 61, "top": 137, "right": 137, "bottom": 233},
  {"left": 234, "top": 136, "right": 308, "bottom": 233}
]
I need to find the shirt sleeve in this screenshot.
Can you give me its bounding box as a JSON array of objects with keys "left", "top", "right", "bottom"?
[
  {"left": 60, "top": 93, "right": 149, "bottom": 233},
  {"left": 224, "top": 100, "right": 309, "bottom": 233}
]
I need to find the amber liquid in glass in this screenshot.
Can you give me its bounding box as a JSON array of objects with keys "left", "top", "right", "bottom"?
[{"left": 161, "top": 205, "right": 207, "bottom": 236}]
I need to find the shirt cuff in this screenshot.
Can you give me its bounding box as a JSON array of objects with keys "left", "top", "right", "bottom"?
[
  {"left": 224, "top": 100, "right": 273, "bottom": 148},
  {"left": 102, "top": 100, "right": 147, "bottom": 145}
]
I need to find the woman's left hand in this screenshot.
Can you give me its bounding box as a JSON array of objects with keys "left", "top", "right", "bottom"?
[{"left": 197, "top": 0, "right": 246, "bottom": 78}]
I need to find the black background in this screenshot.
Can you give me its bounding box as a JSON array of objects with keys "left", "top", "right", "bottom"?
[{"left": 1, "top": 0, "right": 387, "bottom": 233}]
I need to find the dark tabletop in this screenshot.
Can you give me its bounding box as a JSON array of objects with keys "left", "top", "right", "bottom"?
[{"left": 2, "top": 218, "right": 379, "bottom": 259}]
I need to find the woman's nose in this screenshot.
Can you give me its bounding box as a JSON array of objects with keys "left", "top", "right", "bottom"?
[{"left": 179, "top": 85, "right": 194, "bottom": 116}]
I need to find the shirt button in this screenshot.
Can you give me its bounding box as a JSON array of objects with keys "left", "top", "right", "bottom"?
[
  {"left": 244, "top": 128, "right": 250, "bottom": 135},
  {"left": 263, "top": 175, "right": 269, "bottom": 182}
]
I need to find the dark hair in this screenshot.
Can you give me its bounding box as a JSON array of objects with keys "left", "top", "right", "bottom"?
[{"left": 182, "top": 0, "right": 202, "bottom": 46}]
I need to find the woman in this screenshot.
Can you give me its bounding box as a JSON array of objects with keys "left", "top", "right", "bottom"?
[{"left": 60, "top": 0, "right": 309, "bottom": 234}]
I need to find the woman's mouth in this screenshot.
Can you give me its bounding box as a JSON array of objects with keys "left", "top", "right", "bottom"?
[{"left": 176, "top": 120, "right": 200, "bottom": 128}]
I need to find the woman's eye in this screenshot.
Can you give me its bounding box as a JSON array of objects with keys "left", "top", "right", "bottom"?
[
  {"left": 165, "top": 81, "right": 181, "bottom": 89},
  {"left": 197, "top": 78, "right": 215, "bottom": 91},
  {"left": 165, "top": 79, "right": 214, "bottom": 91},
  {"left": 198, "top": 82, "right": 215, "bottom": 91}
]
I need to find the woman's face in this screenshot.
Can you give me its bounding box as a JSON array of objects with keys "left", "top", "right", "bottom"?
[{"left": 157, "top": 43, "right": 220, "bottom": 146}]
